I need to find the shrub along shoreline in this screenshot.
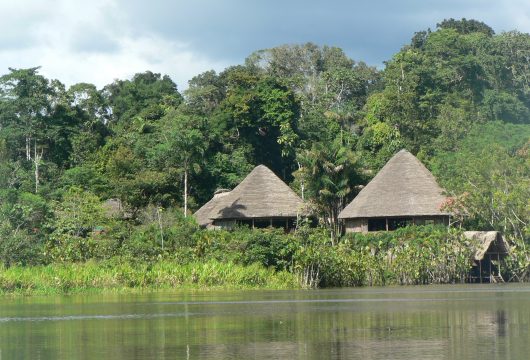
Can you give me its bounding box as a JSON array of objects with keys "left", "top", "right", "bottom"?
[{"left": 1, "top": 224, "right": 524, "bottom": 296}]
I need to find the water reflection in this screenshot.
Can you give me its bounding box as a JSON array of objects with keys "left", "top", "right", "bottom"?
[{"left": 0, "top": 285, "right": 529, "bottom": 359}]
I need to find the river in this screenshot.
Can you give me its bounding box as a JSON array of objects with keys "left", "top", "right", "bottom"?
[{"left": 0, "top": 284, "right": 529, "bottom": 359}]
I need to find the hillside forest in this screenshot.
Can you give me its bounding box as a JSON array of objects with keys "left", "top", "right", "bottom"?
[{"left": 0, "top": 19, "right": 528, "bottom": 286}]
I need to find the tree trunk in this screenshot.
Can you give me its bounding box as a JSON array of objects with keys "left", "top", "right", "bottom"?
[
  {"left": 329, "top": 206, "right": 337, "bottom": 246},
  {"left": 183, "top": 169, "right": 188, "bottom": 217},
  {"left": 297, "top": 162, "right": 305, "bottom": 200},
  {"left": 26, "top": 136, "right": 31, "bottom": 160},
  {"left": 33, "top": 142, "right": 42, "bottom": 194},
  {"left": 34, "top": 159, "right": 39, "bottom": 193},
  {"left": 157, "top": 207, "right": 164, "bottom": 250}
]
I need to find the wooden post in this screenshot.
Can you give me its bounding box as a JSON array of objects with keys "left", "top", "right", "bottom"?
[
  {"left": 252, "top": 219, "right": 255, "bottom": 229},
  {"left": 385, "top": 218, "right": 389, "bottom": 231},
  {"left": 489, "top": 255, "right": 492, "bottom": 282},
  {"left": 498, "top": 253, "right": 501, "bottom": 277}
]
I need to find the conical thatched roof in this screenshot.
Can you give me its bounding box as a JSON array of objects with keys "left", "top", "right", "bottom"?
[
  {"left": 205, "top": 165, "right": 305, "bottom": 220},
  {"left": 339, "top": 149, "right": 450, "bottom": 219},
  {"left": 194, "top": 190, "right": 231, "bottom": 228}
]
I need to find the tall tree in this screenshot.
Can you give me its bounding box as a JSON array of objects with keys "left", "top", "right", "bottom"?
[
  {"left": 246, "top": 43, "right": 380, "bottom": 137},
  {"left": 103, "top": 71, "right": 182, "bottom": 125},
  {"left": 158, "top": 111, "right": 208, "bottom": 216},
  {"left": 0, "top": 68, "right": 64, "bottom": 193},
  {"left": 437, "top": 18, "right": 495, "bottom": 36}
]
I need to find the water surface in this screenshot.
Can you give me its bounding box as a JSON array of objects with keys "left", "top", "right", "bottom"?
[{"left": 0, "top": 284, "right": 529, "bottom": 359}]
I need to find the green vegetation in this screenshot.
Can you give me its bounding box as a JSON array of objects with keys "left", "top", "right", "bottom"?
[
  {"left": 295, "top": 226, "right": 476, "bottom": 287},
  {"left": 0, "top": 225, "right": 477, "bottom": 295},
  {"left": 0, "top": 18, "right": 529, "bottom": 293},
  {"left": 0, "top": 259, "right": 299, "bottom": 295}
]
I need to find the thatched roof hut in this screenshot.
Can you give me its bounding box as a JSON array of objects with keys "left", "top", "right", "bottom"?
[
  {"left": 464, "top": 231, "right": 510, "bottom": 261},
  {"left": 339, "top": 149, "right": 450, "bottom": 232},
  {"left": 194, "top": 165, "right": 305, "bottom": 229},
  {"left": 464, "top": 231, "right": 510, "bottom": 283}
]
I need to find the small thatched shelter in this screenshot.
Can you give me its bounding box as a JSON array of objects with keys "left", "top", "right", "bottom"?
[
  {"left": 194, "top": 165, "right": 306, "bottom": 230},
  {"left": 339, "top": 149, "right": 451, "bottom": 233},
  {"left": 464, "top": 231, "right": 510, "bottom": 283}
]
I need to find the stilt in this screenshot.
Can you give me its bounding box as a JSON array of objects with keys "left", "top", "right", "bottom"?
[
  {"left": 489, "top": 255, "right": 492, "bottom": 282},
  {"left": 498, "top": 253, "right": 501, "bottom": 277}
]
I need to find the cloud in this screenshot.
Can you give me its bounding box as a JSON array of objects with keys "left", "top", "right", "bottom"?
[
  {"left": 119, "top": 0, "right": 530, "bottom": 67},
  {"left": 1, "top": 0, "right": 530, "bottom": 90},
  {"left": 0, "top": 33, "right": 229, "bottom": 90},
  {"left": 502, "top": 0, "right": 530, "bottom": 32},
  {"left": 0, "top": 0, "right": 229, "bottom": 90}
]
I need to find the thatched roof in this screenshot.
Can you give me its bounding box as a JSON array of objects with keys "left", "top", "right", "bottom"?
[
  {"left": 194, "top": 190, "right": 231, "bottom": 228},
  {"left": 464, "top": 231, "right": 510, "bottom": 261},
  {"left": 339, "top": 149, "right": 450, "bottom": 219},
  {"left": 203, "top": 165, "right": 305, "bottom": 220}
]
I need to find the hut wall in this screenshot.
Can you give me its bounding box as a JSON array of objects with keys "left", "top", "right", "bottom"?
[
  {"left": 412, "top": 215, "right": 449, "bottom": 226},
  {"left": 435, "top": 216, "right": 449, "bottom": 226},
  {"left": 344, "top": 219, "right": 368, "bottom": 233},
  {"left": 343, "top": 215, "right": 450, "bottom": 234},
  {"left": 211, "top": 219, "right": 236, "bottom": 230},
  {"left": 213, "top": 217, "right": 299, "bottom": 231}
]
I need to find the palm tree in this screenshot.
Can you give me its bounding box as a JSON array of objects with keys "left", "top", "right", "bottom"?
[{"left": 295, "top": 135, "right": 360, "bottom": 242}]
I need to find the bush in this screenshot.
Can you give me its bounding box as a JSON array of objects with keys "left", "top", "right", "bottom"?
[
  {"left": 121, "top": 208, "right": 200, "bottom": 262},
  {"left": 292, "top": 226, "right": 475, "bottom": 287},
  {"left": 195, "top": 227, "right": 297, "bottom": 271},
  {"left": 0, "top": 227, "right": 44, "bottom": 267}
]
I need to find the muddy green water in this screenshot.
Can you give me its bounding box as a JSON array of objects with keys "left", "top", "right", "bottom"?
[{"left": 0, "top": 284, "right": 529, "bottom": 359}]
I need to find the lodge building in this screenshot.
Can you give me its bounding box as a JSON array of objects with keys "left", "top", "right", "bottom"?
[
  {"left": 339, "top": 149, "right": 451, "bottom": 233},
  {"left": 194, "top": 165, "right": 306, "bottom": 231}
]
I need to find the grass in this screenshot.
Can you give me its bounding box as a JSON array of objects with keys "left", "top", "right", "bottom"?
[{"left": 0, "top": 259, "right": 301, "bottom": 296}]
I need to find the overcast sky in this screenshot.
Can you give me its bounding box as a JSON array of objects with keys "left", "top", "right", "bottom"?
[{"left": 1, "top": 0, "right": 529, "bottom": 90}]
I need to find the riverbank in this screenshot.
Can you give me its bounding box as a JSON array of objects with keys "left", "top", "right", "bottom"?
[
  {"left": 0, "top": 259, "right": 300, "bottom": 296},
  {"left": 1, "top": 225, "right": 525, "bottom": 296}
]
